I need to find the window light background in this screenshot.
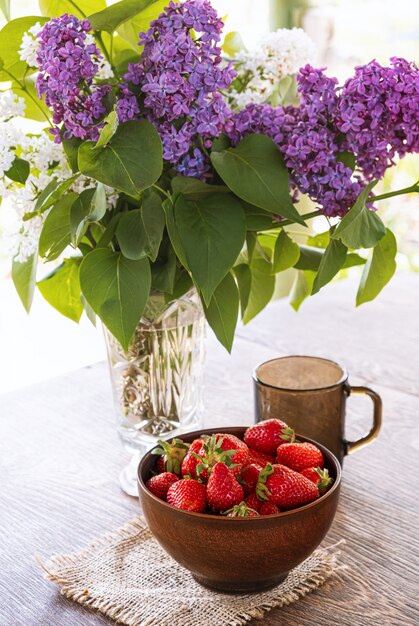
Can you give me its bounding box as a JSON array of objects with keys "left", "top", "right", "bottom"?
[{"left": 0, "top": 0, "right": 418, "bottom": 393}]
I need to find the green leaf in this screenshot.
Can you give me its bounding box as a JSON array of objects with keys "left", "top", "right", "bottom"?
[
  {"left": 289, "top": 270, "right": 315, "bottom": 312},
  {"left": 246, "top": 232, "right": 257, "bottom": 263},
  {"left": 336, "top": 151, "right": 356, "bottom": 172},
  {"left": 171, "top": 177, "right": 228, "bottom": 200},
  {"left": 11, "top": 77, "right": 51, "bottom": 122},
  {"left": 39, "top": 0, "right": 105, "bottom": 18},
  {"left": 203, "top": 272, "right": 239, "bottom": 353},
  {"left": 117, "top": 192, "right": 165, "bottom": 261},
  {"left": 163, "top": 198, "right": 189, "bottom": 270},
  {"left": 11, "top": 253, "right": 37, "bottom": 313},
  {"left": 78, "top": 120, "right": 162, "bottom": 198},
  {"left": 294, "top": 245, "right": 324, "bottom": 270},
  {"left": 356, "top": 228, "right": 397, "bottom": 306},
  {"left": 39, "top": 192, "right": 77, "bottom": 261},
  {"left": 345, "top": 253, "right": 367, "bottom": 268},
  {"left": 233, "top": 263, "right": 251, "bottom": 317},
  {"left": 0, "top": 0, "right": 10, "bottom": 21},
  {"left": 79, "top": 248, "right": 151, "bottom": 350},
  {"left": 5, "top": 157, "right": 29, "bottom": 184},
  {"left": 37, "top": 258, "right": 83, "bottom": 323},
  {"left": 312, "top": 239, "right": 348, "bottom": 295},
  {"left": 272, "top": 229, "right": 300, "bottom": 273},
  {"left": 170, "top": 268, "right": 193, "bottom": 300},
  {"left": 332, "top": 181, "right": 386, "bottom": 249},
  {"left": 81, "top": 293, "right": 96, "bottom": 326},
  {"left": 174, "top": 193, "right": 246, "bottom": 304},
  {"left": 62, "top": 135, "right": 82, "bottom": 173},
  {"left": 211, "top": 134, "right": 305, "bottom": 225},
  {"left": 222, "top": 31, "right": 246, "bottom": 56},
  {"left": 243, "top": 252, "right": 275, "bottom": 324},
  {"left": 29, "top": 174, "right": 79, "bottom": 217},
  {"left": 88, "top": 0, "right": 157, "bottom": 33},
  {"left": 0, "top": 17, "right": 48, "bottom": 81},
  {"left": 117, "top": 0, "right": 168, "bottom": 49},
  {"left": 71, "top": 184, "right": 107, "bottom": 246},
  {"left": 242, "top": 203, "right": 274, "bottom": 231},
  {"left": 306, "top": 230, "right": 330, "bottom": 249},
  {"left": 151, "top": 243, "right": 177, "bottom": 294},
  {"left": 70, "top": 189, "right": 93, "bottom": 246},
  {"left": 95, "top": 109, "right": 119, "bottom": 148}
]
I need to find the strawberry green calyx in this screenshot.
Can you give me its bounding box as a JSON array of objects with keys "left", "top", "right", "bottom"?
[
  {"left": 151, "top": 438, "right": 190, "bottom": 475},
  {"left": 193, "top": 435, "right": 239, "bottom": 478},
  {"left": 255, "top": 463, "right": 274, "bottom": 501},
  {"left": 279, "top": 427, "right": 297, "bottom": 444},
  {"left": 315, "top": 467, "right": 333, "bottom": 491},
  {"left": 224, "top": 501, "right": 259, "bottom": 517}
]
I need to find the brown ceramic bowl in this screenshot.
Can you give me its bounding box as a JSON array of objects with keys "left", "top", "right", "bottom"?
[{"left": 137, "top": 426, "right": 341, "bottom": 593}]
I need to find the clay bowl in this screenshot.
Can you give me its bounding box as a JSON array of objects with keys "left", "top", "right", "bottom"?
[{"left": 138, "top": 426, "right": 341, "bottom": 593}]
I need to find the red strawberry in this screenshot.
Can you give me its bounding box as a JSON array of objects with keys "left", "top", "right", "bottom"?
[
  {"left": 300, "top": 467, "right": 333, "bottom": 491},
  {"left": 244, "top": 493, "right": 262, "bottom": 512},
  {"left": 146, "top": 472, "right": 179, "bottom": 500},
  {"left": 225, "top": 502, "right": 259, "bottom": 517},
  {"left": 276, "top": 442, "right": 324, "bottom": 472},
  {"left": 244, "top": 419, "right": 295, "bottom": 455},
  {"left": 239, "top": 463, "right": 264, "bottom": 494},
  {"left": 261, "top": 463, "right": 319, "bottom": 510},
  {"left": 247, "top": 449, "right": 276, "bottom": 467},
  {"left": 166, "top": 478, "right": 207, "bottom": 513},
  {"left": 181, "top": 438, "right": 204, "bottom": 479},
  {"left": 259, "top": 502, "right": 281, "bottom": 515},
  {"left": 192, "top": 434, "right": 249, "bottom": 481},
  {"left": 152, "top": 438, "right": 190, "bottom": 475},
  {"left": 206, "top": 462, "right": 244, "bottom": 512}
]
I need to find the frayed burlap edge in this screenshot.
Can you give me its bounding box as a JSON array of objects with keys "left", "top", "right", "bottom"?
[{"left": 37, "top": 516, "right": 346, "bottom": 626}]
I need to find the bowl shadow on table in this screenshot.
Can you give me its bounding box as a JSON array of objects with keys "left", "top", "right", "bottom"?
[{"left": 138, "top": 426, "right": 342, "bottom": 594}]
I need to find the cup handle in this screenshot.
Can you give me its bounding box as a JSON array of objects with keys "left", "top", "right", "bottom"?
[{"left": 345, "top": 385, "right": 382, "bottom": 455}]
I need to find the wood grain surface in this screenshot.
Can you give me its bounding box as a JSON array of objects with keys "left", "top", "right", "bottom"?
[{"left": 1, "top": 273, "right": 418, "bottom": 626}]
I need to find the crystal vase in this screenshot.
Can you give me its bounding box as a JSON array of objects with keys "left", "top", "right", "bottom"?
[{"left": 104, "top": 289, "right": 206, "bottom": 495}]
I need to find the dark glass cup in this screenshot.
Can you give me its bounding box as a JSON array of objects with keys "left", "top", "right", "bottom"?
[{"left": 253, "top": 356, "right": 382, "bottom": 463}]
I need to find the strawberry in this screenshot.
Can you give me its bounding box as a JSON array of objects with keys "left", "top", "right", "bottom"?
[
  {"left": 166, "top": 478, "right": 207, "bottom": 513},
  {"left": 276, "top": 442, "right": 324, "bottom": 472},
  {"left": 146, "top": 472, "right": 179, "bottom": 500},
  {"left": 261, "top": 463, "right": 319, "bottom": 510},
  {"left": 239, "top": 463, "right": 264, "bottom": 494},
  {"left": 192, "top": 434, "right": 249, "bottom": 481},
  {"left": 300, "top": 467, "right": 333, "bottom": 491},
  {"left": 181, "top": 438, "right": 204, "bottom": 479},
  {"left": 259, "top": 502, "right": 281, "bottom": 515},
  {"left": 206, "top": 462, "right": 244, "bottom": 512},
  {"left": 247, "top": 449, "right": 276, "bottom": 467},
  {"left": 225, "top": 502, "right": 259, "bottom": 517},
  {"left": 244, "top": 493, "right": 262, "bottom": 512},
  {"left": 152, "top": 438, "right": 190, "bottom": 475},
  {"left": 244, "top": 419, "right": 295, "bottom": 455}
]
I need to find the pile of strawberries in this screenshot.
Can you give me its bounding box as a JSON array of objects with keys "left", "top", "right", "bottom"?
[{"left": 146, "top": 419, "right": 333, "bottom": 517}]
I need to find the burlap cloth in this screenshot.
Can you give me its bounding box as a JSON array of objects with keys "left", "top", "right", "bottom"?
[{"left": 39, "top": 516, "right": 345, "bottom": 626}]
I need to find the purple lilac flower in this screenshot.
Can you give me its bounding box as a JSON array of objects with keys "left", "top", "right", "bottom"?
[
  {"left": 227, "top": 61, "right": 418, "bottom": 217},
  {"left": 124, "top": 0, "right": 236, "bottom": 178},
  {"left": 336, "top": 57, "right": 419, "bottom": 180},
  {"left": 116, "top": 85, "right": 140, "bottom": 123},
  {"left": 36, "top": 14, "right": 110, "bottom": 142},
  {"left": 227, "top": 99, "right": 362, "bottom": 217}
]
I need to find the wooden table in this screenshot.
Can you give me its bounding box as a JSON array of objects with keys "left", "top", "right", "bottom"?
[{"left": 1, "top": 273, "right": 418, "bottom": 626}]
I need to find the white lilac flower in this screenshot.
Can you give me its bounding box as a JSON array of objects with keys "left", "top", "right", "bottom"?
[
  {"left": 230, "top": 28, "right": 316, "bottom": 107},
  {"left": 18, "top": 22, "right": 43, "bottom": 68},
  {"left": 0, "top": 91, "right": 26, "bottom": 120}
]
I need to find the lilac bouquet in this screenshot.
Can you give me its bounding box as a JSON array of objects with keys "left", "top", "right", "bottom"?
[{"left": 1, "top": 0, "right": 418, "bottom": 351}]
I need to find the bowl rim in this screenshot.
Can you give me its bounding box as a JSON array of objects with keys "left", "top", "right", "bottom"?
[{"left": 137, "top": 425, "right": 341, "bottom": 522}]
